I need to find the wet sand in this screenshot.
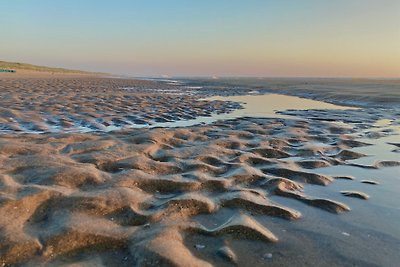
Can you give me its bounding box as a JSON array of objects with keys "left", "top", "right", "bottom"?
[
  {"left": 0, "top": 76, "right": 239, "bottom": 133},
  {"left": 0, "top": 75, "right": 399, "bottom": 266}
]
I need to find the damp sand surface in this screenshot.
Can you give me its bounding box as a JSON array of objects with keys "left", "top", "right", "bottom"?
[
  {"left": 0, "top": 76, "right": 399, "bottom": 266},
  {"left": 0, "top": 77, "right": 239, "bottom": 133},
  {"left": 0, "top": 75, "right": 355, "bottom": 132}
]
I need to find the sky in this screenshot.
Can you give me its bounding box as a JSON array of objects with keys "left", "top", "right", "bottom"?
[{"left": 1, "top": 0, "right": 399, "bottom": 77}]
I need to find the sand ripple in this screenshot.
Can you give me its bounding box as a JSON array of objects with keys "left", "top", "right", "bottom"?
[
  {"left": 0, "top": 115, "right": 385, "bottom": 266},
  {"left": 0, "top": 77, "right": 240, "bottom": 133}
]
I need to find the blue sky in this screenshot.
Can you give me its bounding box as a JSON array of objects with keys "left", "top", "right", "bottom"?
[{"left": 1, "top": 0, "right": 399, "bottom": 77}]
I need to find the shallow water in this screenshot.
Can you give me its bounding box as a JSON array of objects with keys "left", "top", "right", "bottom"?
[
  {"left": 201, "top": 95, "right": 400, "bottom": 266},
  {"left": 207, "top": 94, "right": 356, "bottom": 118},
  {"left": 185, "top": 94, "right": 399, "bottom": 266},
  {"left": 273, "top": 118, "right": 400, "bottom": 266},
  {"left": 149, "top": 93, "right": 357, "bottom": 128},
  {"left": 30, "top": 93, "right": 358, "bottom": 132}
]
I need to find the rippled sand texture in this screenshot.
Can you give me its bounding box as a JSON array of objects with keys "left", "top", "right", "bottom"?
[
  {"left": 2, "top": 115, "right": 399, "bottom": 266},
  {"left": 0, "top": 77, "right": 239, "bottom": 133}
]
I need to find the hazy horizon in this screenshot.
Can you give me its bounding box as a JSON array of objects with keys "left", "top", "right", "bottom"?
[{"left": 1, "top": 0, "right": 399, "bottom": 77}]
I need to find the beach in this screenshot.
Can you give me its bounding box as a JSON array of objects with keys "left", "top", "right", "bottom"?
[{"left": 0, "top": 75, "right": 399, "bottom": 266}]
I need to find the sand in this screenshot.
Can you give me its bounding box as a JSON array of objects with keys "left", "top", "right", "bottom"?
[
  {"left": 0, "top": 76, "right": 239, "bottom": 133},
  {"left": 1, "top": 75, "right": 400, "bottom": 266}
]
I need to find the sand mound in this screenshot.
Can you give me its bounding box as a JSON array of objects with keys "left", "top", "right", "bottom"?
[
  {"left": 189, "top": 213, "right": 279, "bottom": 243},
  {"left": 340, "top": 191, "right": 370, "bottom": 200},
  {"left": 374, "top": 160, "right": 400, "bottom": 168}
]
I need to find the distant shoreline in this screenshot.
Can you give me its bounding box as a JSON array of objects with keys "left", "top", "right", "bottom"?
[
  {"left": 0, "top": 69, "right": 105, "bottom": 78},
  {"left": 0, "top": 60, "right": 107, "bottom": 77}
]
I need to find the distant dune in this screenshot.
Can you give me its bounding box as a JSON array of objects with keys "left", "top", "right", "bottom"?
[{"left": 0, "top": 60, "right": 103, "bottom": 75}]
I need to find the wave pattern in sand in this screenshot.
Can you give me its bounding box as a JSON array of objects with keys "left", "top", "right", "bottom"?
[
  {"left": 1, "top": 115, "right": 395, "bottom": 266},
  {"left": 0, "top": 77, "right": 240, "bottom": 133}
]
